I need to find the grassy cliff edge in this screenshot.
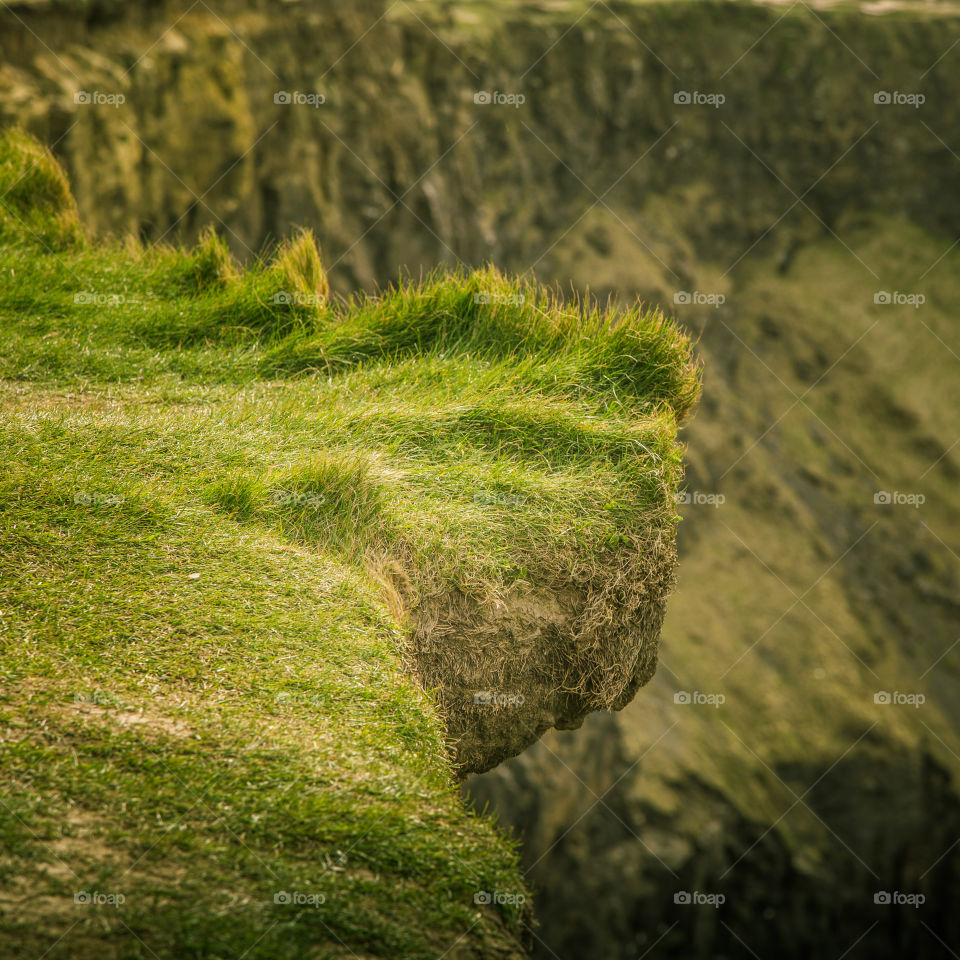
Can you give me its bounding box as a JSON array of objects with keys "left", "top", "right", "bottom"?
[{"left": 0, "top": 129, "right": 698, "bottom": 957}]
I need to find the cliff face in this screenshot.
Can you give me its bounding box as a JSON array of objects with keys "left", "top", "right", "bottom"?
[
  {"left": 3, "top": 0, "right": 960, "bottom": 292},
  {"left": 3, "top": 2, "right": 959, "bottom": 958}
]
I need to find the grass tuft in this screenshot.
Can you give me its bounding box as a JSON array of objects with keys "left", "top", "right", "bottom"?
[
  {"left": 0, "top": 127, "right": 84, "bottom": 250},
  {"left": 271, "top": 227, "right": 331, "bottom": 311},
  {"left": 187, "top": 225, "right": 238, "bottom": 289},
  {"left": 260, "top": 266, "right": 700, "bottom": 419}
]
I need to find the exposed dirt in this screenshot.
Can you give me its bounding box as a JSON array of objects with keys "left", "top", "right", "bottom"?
[{"left": 398, "top": 535, "right": 675, "bottom": 775}]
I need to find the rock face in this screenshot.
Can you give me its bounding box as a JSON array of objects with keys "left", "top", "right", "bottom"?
[
  {"left": 3, "top": 2, "right": 960, "bottom": 957},
  {"left": 3, "top": 1, "right": 960, "bottom": 293}
]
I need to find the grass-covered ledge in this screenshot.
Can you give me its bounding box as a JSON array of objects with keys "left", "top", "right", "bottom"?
[{"left": 0, "top": 129, "right": 699, "bottom": 958}]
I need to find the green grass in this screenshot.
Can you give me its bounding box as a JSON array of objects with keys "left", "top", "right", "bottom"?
[{"left": 0, "top": 128, "right": 698, "bottom": 957}]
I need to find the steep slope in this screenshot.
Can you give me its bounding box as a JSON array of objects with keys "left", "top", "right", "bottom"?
[{"left": 0, "top": 130, "right": 698, "bottom": 957}]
